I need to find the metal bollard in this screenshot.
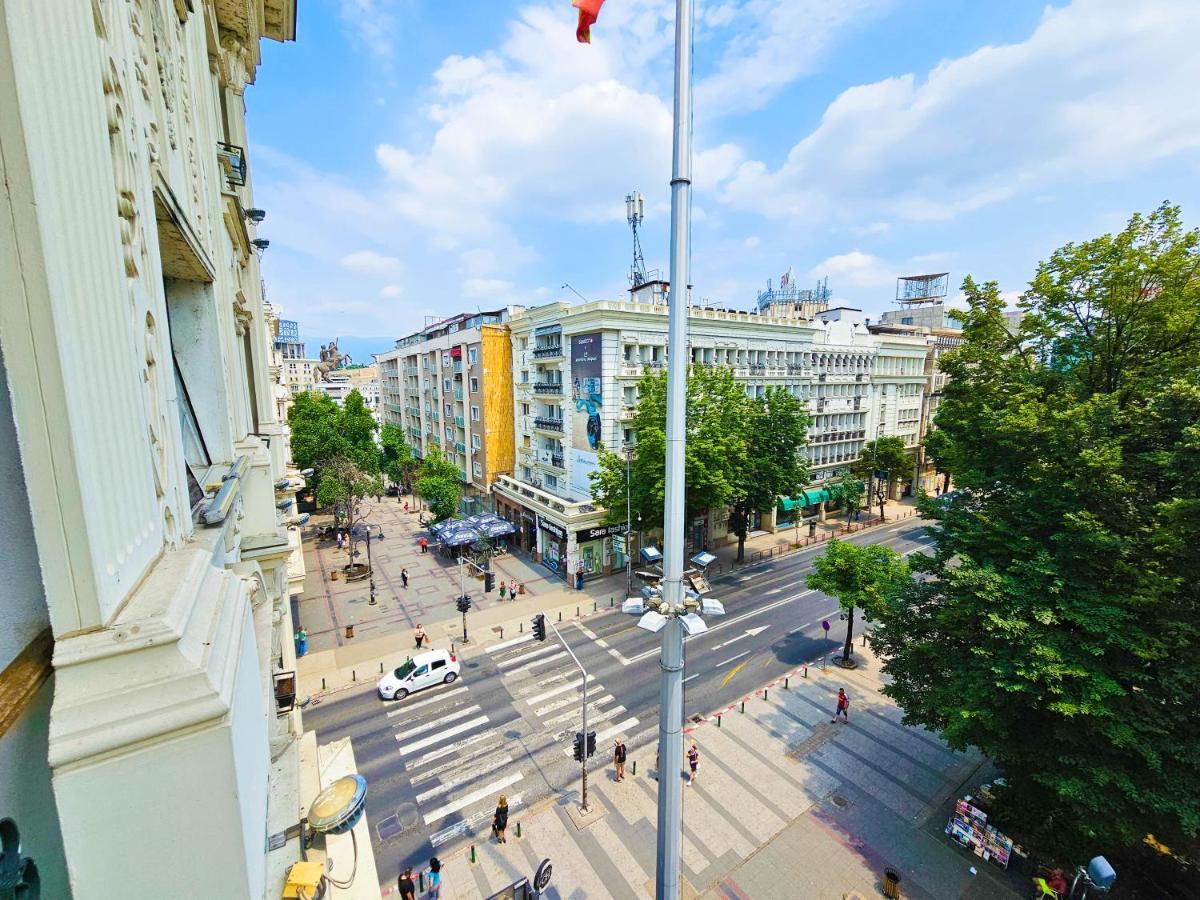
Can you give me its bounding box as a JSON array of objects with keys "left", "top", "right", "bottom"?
[
  {"left": 576, "top": 606, "right": 580, "bottom": 617},
  {"left": 593, "top": 600, "right": 597, "bottom": 612},
  {"left": 784, "top": 677, "right": 790, "bottom": 689},
  {"left": 520, "top": 621, "right": 524, "bottom": 633},
  {"left": 632, "top": 760, "right": 637, "bottom": 775},
  {"left": 499, "top": 626, "right": 504, "bottom": 639},
  {"left": 516, "top": 821, "right": 522, "bottom": 838},
  {"left": 740, "top": 701, "right": 745, "bottom": 713},
  {"left": 419, "top": 872, "right": 425, "bottom": 891},
  {"left": 380, "top": 662, "right": 384, "bottom": 674},
  {"left": 321, "top": 678, "right": 326, "bottom": 690},
  {"left": 610, "top": 596, "right": 614, "bottom": 607},
  {"left": 716, "top": 714, "right": 721, "bottom": 728},
  {"left": 558, "top": 611, "right": 562, "bottom": 622},
  {"left": 352, "top": 670, "right": 356, "bottom": 682},
  {"left": 470, "top": 845, "right": 476, "bottom": 864},
  {"left": 803, "top": 665, "right": 808, "bottom": 678},
  {"left": 763, "top": 688, "right": 769, "bottom": 701}
]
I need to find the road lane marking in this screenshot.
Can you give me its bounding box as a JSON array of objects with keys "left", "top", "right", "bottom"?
[
  {"left": 576, "top": 621, "right": 632, "bottom": 665},
  {"left": 525, "top": 676, "right": 596, "bottom": 706},
  {"left": 396, "top": 715, "right": 490, "bottom": 756},
  {"left": 486, "top": 633, "right": 534, "bottom": 654},
  {"left": 414, "top": 754, "right": 514, "bottom": 804},
  {"left": 502, "top": 650, "right": 568, "bottom": 677},
  {"left": 407, "top": 731, "right": 493, "bottom": 769},
  {"left": 385, "top": 686, "right": 469, "bottom": 717},
  {"left": 495, "top": 643, "right": 561, "bottom": 668},
  {"left": 422, "top": 772, "right": 524, "bottom": 825},
  {"left": 430, "top": 793, "right": 524, "bottom": 848},
  {"left": 683, "top": 673, "right": 701, "bottom": 684},
  {"left": 394, "top": 704, "right": 481, "bottom": 735},
  {"left": 715, "top": 651, "right": 750, "bottom": 668},
  {"left": 720, "top": 660, "right": 749, "bottom": 687}
]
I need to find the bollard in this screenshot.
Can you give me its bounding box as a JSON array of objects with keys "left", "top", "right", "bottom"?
[
  {"left": 520, "top": 621, "right": 524, "bottom": 633},
  {"left": 419, "top": 872, "right": 425, "bottom": 892},
  {"left": 740, "top": 701, "right": 745, "bottom": 713},
  {"left": 352, "top": 670, "right": 356, "bottom": 682},
  {"left": 558, "top": 611, "right": 562, "bottom": 622},
  {"left": 803, "top": 665, "right": 808, "bottom": 678},
  {"left": 380, "top": 662, "right": 384, "bottom": 674},
  {"left": 632, "top": 760, "right": 637, "bottom": 776},
  {"left": 470, "top": 845, "right": 476, "bottom": 864},
  {"left": 576, "top": 606, "right": 580, "bottom": 617},
  {"left": 322, "top": 677, "right": 326, "bottom": 690},
  {"left": 593, "top": 601, "right": 597, "bottom": 612},
  {"left": 823, "top": 655, "right": 827, "bottom": 671},
  {"left": 763, "top": 688, "right": 769, "bottom": 701},
  {"left": 716, "top": 714, "right": 721, "bottom": 728},
  {"left": 516, "top": 821, "right": 522, "bottom": 839},
  {"left": 499, "top": 626, "right": 504, "bottom": 639},
  {"left": 610, "top": 596, "right": 614, "bottom": 607},
  {"left": 784, "top": 677, "right": 790, "bottom": 690},
  {"left": 862, "top": 632, "right": 867, "bottom": 648}
]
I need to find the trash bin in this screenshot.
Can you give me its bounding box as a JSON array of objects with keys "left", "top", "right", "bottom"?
[
  {"left": 883, "top": 868, "right": 901, "bottom": 899},
  {"left": 345, "top": 624, "right": 355, "bottom": 639}
]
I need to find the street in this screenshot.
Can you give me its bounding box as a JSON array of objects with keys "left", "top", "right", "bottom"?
[{"left": 303, "top": 516, "right": 936, "bottom": 888}]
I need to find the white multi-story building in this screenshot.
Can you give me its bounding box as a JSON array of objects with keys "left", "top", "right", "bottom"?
[
  {"left": 0, "top": 3, "right": 362, "bottom": 897},
  {"left": 492, "top": 283, "right": 929, "bottom": 584}
]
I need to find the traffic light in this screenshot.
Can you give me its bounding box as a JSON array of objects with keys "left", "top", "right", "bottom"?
[
  {"left": 572, "top": 732, "right": 585, "bottom": 762},
  {"left": 456, "top": 596, "right": 472, "bottom": 613},
  {"left": 532, "top": 613, "right": 546, "bottom": 642},
  {"left": 484, "top": 571, "right": 496, "bottom": 593},
  {"left": 585, "top": 731, "right": 596, "bottom": 758}
]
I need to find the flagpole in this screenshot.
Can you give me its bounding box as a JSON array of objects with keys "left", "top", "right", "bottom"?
[{"left": 655, "top": 0, "right": 694, "bottom": 897}]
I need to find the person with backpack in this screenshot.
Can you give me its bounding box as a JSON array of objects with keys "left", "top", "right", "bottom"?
[{"left": 833, "top": 687, "right": 850, "bottom": 723}]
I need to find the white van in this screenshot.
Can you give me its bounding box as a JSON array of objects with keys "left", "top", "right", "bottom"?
[{"left": 377, "top": 649, "right": 461, "bottom": 700}]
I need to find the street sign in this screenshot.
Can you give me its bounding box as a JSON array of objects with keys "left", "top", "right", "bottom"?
[
  {"left": 821, "top": 619, "right": 830, "bottom": 634},
  {"left": 534, "top": 859, "right": 553, "bottom": 892}
]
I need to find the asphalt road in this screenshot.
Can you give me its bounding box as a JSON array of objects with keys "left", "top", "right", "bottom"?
[{"left": 303, "top": 516, "right": 935, "bottom": 888}]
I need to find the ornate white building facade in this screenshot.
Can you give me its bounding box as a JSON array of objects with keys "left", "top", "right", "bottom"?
[{"left": 0, "top": 1, "right": 317, "bottom": 896}]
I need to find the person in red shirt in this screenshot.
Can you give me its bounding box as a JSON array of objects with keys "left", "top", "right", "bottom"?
[{"left": 833, "top": 688, "right": 850, "bottom": 723}]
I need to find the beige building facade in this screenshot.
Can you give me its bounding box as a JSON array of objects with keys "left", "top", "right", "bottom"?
[{"left": 0, "top": 2, "right": 354, "bottom": 897}]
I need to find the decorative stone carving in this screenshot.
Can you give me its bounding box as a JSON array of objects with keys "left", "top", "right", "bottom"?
[
  {"left": 102, "top": 58, "right": 141, "bottom": 279},
  {"left": 219, "top": 32, "right": 251, "bottom": 94}
]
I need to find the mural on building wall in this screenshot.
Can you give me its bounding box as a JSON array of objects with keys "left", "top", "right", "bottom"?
[{"left": 569, "top": 332, "right": 603, "bottom": 497}]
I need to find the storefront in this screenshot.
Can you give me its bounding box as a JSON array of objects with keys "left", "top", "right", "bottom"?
[
  {"left": 575, "top": 523, "right": 628, "bottom": 581},
  {"left": 539, "top": 518, "right": 568, "bottom": 576}
]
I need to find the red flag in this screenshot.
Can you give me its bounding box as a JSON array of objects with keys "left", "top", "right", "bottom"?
[{"left": 573, "top": 0, "right": 605, "bottom": 43}]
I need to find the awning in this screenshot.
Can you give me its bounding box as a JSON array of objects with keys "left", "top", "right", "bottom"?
[{"left": 802, "top": 488, "right": 831, "bottom": 506}]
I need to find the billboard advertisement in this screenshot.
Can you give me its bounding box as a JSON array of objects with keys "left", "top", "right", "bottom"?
[{"left": 570, "top": 332, "right": 603, "bottom": 499}]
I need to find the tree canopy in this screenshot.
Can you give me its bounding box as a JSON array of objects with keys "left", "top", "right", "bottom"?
[
  {"left": 415, "top": 450, "right": 463, "bottom": 521},
  {"left": 806, "top": 539, "right": 909, "bottom": 664},
  {"left": 589, "top": 365, "right": 754, "bottom": 531},
  {"left": 380, "top": 423, "right": 419, "bottom": 492},
  {"left": 851, "top": 436, "right": 911, "bottom": 517},
  {"left": 288, "top": 389, "right": 379, "bottom": 476},
  {"left": 870, "top": 204, "right": 1200, "bottom": 858},
  {"left": 828, "top": 474, "right": 864, "bottom": 529}
]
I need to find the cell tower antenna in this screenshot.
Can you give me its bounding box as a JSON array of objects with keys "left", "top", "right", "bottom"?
[{"left": 626, "top": 191, "right": 648, "bottom": 288}]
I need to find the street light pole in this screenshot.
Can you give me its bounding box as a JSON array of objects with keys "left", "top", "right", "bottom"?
[
  {"left": 656, "top": 0, "right": 694, "bottom": 896},
  {"left": 626, "top": 450, "right": 633, "bottom": 598},
  {"left": 548, "top": 620, "right": 590, "bottom": 812}
]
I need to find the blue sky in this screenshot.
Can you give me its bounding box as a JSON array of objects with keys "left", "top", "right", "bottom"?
[{"left": 247, "top": 0, "right": 1200, "bottom": 353}]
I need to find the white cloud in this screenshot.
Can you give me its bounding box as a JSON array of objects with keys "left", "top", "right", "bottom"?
[
  {"left": 338, "top": 0, "right": 401, "bottom": 65},
  {"left": 340, "top": 250, "right": 404, "bottom": 275},
  {"left": 743, "top": 236, "right": 761, "bottom": 249},
  {"left": 379, "top": 284, "right": 403, "bottom": 298},
  {"left": 463, "top": 278, "right": 516, "bottom": 299},
  {"left": 722, "top": 0, "right": 1200, "bottom": 222},
  {"left": 809, "top": 250, "right": 894, "bottom": 288}
]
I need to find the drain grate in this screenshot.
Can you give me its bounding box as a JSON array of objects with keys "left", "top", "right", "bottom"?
[
  {"left": 831, "top": 795, "right": 849, "bottom": 808},
  {"left": 690, "top": 714, "right": 705, "bottom": 724}
]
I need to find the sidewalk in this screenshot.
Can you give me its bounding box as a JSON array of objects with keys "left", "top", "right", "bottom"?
[{"left": 421, "top": 640, "right": 1021, "bottom": 900}]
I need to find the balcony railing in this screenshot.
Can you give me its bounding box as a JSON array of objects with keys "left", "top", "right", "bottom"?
[
  {"left": 455, "top": 415, "right": 465, "bottom": 428},
  {"left": 533, "top": 382, "right": 562, "bottom": 394},
  {"left": 533, "top": 417, "right": 564, "bottom": 432},
  {"left": 453, "top": 387, "right": 464, "bottom": 401},
  {"left": 456, "top": 441, "right": 467, "bottom": 454},
  {"left": 549, "top": 454, "right": 565, "bottom": 469},
  {"left": 532, "top": 345, "right": 563, "bottom": 359},
  {"left": 216, "top": 142, "right": 246, "bottom": 186},
  {"left": 453, "top": 361, "right": 463, "bottom": 373}
]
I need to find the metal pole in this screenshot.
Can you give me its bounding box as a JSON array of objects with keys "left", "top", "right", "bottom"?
[
  {"left": 367, "top": 529, "right": 377, "bottom": 604},
  {"left": 626, "top": 451, "right": 633, "bottom": 598},
  {"left": 549, "top": 621, "right": 589, "bottom": 812},
  {"left": 657, "top": 0, "right": 693, "bottom": 896}
]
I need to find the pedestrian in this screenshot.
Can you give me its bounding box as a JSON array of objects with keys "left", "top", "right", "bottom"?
[
  {"left": 491, "top": 795, "right": 509, "bottom": 843},
  {"left": 397, "top": 867, "right": 416, "bottom": 900},
  {"left": 335, "top": 530, "right": 344, "bottom": 551},
  {"left": 401, "top": 568, "right": 409, "bottom": 589},
  {"left": 427, "top": 857, "right": 442, "bottom": 898},
  {"left": 613, "top": 738, "right": 627, "bottom": 781},
  {"left": 499, "top": 580, "right": 507, "bottom": 600},
  {"left": 686, "top": 743, "right": 699, "bottom": 785},
  {"left": 414, "top": 624, "right": 426, "bottom": 650},
  {"left": 510, "top": 579, "right": 518, "bottom": 597},
  {"left": 833, "top": 687, "right": 850, "bottom": 723}
]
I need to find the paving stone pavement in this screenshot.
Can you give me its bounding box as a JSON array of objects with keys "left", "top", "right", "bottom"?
[{"left": 400, "top": 641, "right": 1023, "bottom": 900}]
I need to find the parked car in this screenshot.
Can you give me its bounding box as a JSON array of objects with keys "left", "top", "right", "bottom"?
[{"left": 378, "top": 649, "right": 460, "bottom": 701}]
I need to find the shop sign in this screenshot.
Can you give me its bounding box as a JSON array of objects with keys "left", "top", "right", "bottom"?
[
  {"left": 577, "top": 523, "right": 628, "bottom": 541},
  {"left": 520, "top": 510, "right": 537, "bottom": 523},
  {"left": 539, "top": 518, "right": 567, "bottom": 542}
]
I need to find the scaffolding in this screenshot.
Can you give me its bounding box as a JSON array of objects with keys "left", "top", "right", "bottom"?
[{"left": 895, "top": 273, "right": 949, "bottom": 304}]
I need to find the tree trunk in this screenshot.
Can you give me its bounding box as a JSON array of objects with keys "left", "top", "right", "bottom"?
[
  {"left": 842, "top": 605, "right": 855, "bottom": 662},
  {"left": 735, "top": 502, "right": 747, "bottom": 562}
]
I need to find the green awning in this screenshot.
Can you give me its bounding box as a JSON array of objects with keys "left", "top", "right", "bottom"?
[
  {"left": 802, "top": 488, "right": 831, "bottom": 506},
  {"left": 777, "top": 496, "right": 801, "bottom": 512}
]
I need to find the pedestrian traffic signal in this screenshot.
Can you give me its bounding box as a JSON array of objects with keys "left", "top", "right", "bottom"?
[
  {"left": 484, "top": 572, "right": 496, "bottom": 593},
  {"left": 585, "top": 731, "right": 596, "bottom": 758},
  {"left": 456, "top": 596, "right": 472, "bottom": 613},
  {"left": 532, "top": 613, "right": 546, "bottom": 642},
  {"left": 572, "top": 732, "right": 585, "bottom": 762}
]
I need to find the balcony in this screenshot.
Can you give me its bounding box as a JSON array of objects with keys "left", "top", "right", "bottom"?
[
  {"left": 453, "top": 360, "right": 463, "bottom": 373},
  {"left": 216, "top": 141, "right": 246, "bottom": 186},
  {"left": 533, "top": 382, "right": 563, "bottom": 395},
  {"left": 430, "top": 411, "right": 440, "bottom": 423},
  {"left": 405, "top": 366, "right": 419, "bottom": 376},
  {"left": 429, "top": 434, "right": 441, "bottom": 445},
  {"left": 533, "top": 344, "right": 563, "bottom": 359},
  {"left": 459, "top": 468, "right": 470, "bottom": 482},
  {"left": 533, "top": 417, "right": 564, "bottom": 433},
  {"left": 455, "top": 415, "right": 465, "bottom": 428},
  {"left": 455, "top": 441, "right": 467, "bottom": 454},
  {"left": 453, "top": 387, "right": 464, "bottom": 401}
]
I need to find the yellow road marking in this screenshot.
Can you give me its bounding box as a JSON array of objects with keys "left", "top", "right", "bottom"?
[{"left": 720, "top": 659, "right": 749, "bottom": 687}]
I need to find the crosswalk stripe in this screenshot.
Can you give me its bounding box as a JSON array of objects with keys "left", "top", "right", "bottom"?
[
  {"left": 430, "top": 793, "right": 524, "bottom": 848},
  {"left": 533, "top": 692, "right": 594, "bottom": 718},
  {"left": 541, "top": 696, "right": 615, "bottom": 729},
  {"left": 414, "top": 754, "right": 513, "bottom": 804},
  {"left": 385, "top": 686, "right": 469, "bottom": 718},
  {"left": 525, "top": 676, "right": 596, "bottom": 706},
  {"left": 485, "top": 633, "right": 534, "bottom": 654},
  {"left": 407, "top": 731, "right": 493, "bottom": 769},
  {"left": 393, "top": 704, "right": 481, "bottom": 736},
  {"left": 397, "top": 715, "right": 490, "bottom": 756},
  {"left": 550, "top": 705, "right": 627, "bottom": 739},
  {"left": 502, "top": 650, "right": 568, "bottom": 677},
  {"left": 559, "top": 717, "right": 639, "bottom": 754},
  {"left": 410, "top": 740, "right": 509, "bottom": 785},
  {"left": 495, "top": 643, "right": 561, "bottom": 668},
  {"left": 422, "top": 772, "right": 524, "bottom": 825}
]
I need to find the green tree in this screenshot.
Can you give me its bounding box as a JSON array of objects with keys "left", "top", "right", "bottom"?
[
  {"left": 805, "top": 539, "right": 909, "bottom": 665},
  {"left": 415, "top": 450, "right": 463, "bottom": 521},
  {"left": 589, "top": 365, "right": 752, "bottom": 532},
  {"left": 729, "top": 387, "right": 810, "bottom": 561},
  {"left": 828, "top": 474, "right": 864, "bottom": 531},
  {"left": 851, "top": 436, "right": 911, "bottom": 519},
  {"left": 288, "top": 389, "right": 379, "bottom": 478},
  {"left": 380, "top": 423, "right": 419, "bottom": 495},
  {"left": 338, "top": 389, "right": 380, "bottom": 473},
  {"left": 315, "top": 456, "right": 384, "bottom": 568},
  {"left": 870, "top": 204, "right": 1200, "bottom": 858}
]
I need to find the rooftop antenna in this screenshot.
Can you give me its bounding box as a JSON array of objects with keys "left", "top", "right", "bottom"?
[{"left": 626, "top": 191, "right": 648, "bottom": 288}]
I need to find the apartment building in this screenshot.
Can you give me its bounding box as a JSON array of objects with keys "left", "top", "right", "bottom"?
[
  {"left": 493, "top": 283, "right": 929, "bottom": 583},
  {"left": 377, "top": 310, "right": 517, "bottom": 505},
  {"left": 0, "top": 2, "right": 322, "bottom": 896}
]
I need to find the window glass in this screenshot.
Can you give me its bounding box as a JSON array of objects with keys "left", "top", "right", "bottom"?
[
  {"left": 394, "top": 660, "right": 416, "bottom": 679},
  {"left": 432, "top": 659, "right": 445, "bottom": 670},
  {"left": 413, "top": 665, "right": 429, "bottom": 678}
]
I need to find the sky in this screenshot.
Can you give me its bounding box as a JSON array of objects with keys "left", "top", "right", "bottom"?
[{"left": 247, "top": 0, "right": 1200, "bottom": 355}]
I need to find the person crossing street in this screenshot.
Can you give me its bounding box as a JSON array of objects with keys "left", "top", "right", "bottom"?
[
  {"left": 833, "top": 687, "right": 850, "bottom": 723},
  {"left": 613, "top": 738, "right": 627, "bottom": 781}
]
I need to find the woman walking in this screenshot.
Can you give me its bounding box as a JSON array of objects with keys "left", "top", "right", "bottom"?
[
  {"left": 492, "top": 795, "right": 509, "bottom": 843},
  {"left": 499, "top": 579, "right": 507, "bottom": 600},
  {"left": 687, "top": 743, "right": 700, "bottom": 786},
  {"left": 427, "top": 857, "right": 442, "bottom": 898}
]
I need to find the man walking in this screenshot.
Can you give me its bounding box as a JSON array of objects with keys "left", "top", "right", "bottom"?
[
  {"left": 397, "top": 867, "right": 416, "bottom": 900},
  {"left": 613, "top": 738, "right": 627, "bottom": 781},
  {"left": 401, "top": 568, "right": 409, "bottom": 589},
  {"left": 833, "top": 687, "right": 850, "bottom": 723},
  {"left": 686, "top": 743, "right": 699, "bottom": 786},
  {"left": 414, "top": 624, "right": 426, "bottom": 650}
]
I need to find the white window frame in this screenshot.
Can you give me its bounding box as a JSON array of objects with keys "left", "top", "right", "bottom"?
[
  {"left": 470, "top": 377, "right": 479, "bottom": 393},
  {"left": 471, "top": 405, "right": 481, "bottom": 421},
  {"left": 468, "top": 348, "right": 478, "bottom": 365}
]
